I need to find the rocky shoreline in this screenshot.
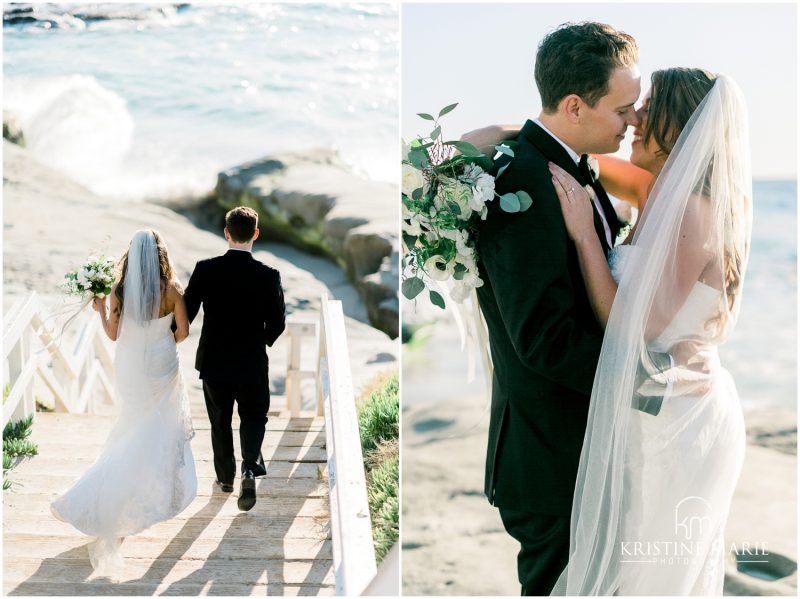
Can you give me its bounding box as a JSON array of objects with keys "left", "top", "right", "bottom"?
[
  {"left": 2, "top": 139, "right": 397, "bottom": 395},
  {"left": 3, "top": 109, "right": 399, "bottom": 339}
]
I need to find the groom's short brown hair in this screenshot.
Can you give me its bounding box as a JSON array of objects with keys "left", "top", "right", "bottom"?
[
  {"left": 225, "top": 206, "right": 259, "bottom": 242},
  {"left": 536, "top": 22, "right": 638, "bottom": 112}
]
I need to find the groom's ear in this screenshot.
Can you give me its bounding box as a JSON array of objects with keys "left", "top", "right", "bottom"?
[
  {"left": 562, "top": 94, "right": 582, "bottom": 124},
  {"left": 252, "top": 228, "right": 260, "bottom": 242},
  {"left": 223, "top": 227, "right": 230, "bottom": 241}
]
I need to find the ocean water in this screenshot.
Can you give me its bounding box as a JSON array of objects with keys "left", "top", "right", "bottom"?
[
  {"left": 3, "top": 3, "right": 399, "bottom": 199},
  {"left": 721, "top": 180, "right": 797, "bottom": 409}
]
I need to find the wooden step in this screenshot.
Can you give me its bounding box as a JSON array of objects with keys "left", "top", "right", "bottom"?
[
  {"left": 18, "top": 457, "right": 322, "bottom": 479},
  {"left": 5, "top": 534, "right": 333, "bottom": 561},
  {"left": 5, "top": 493, "right": 329, "bottom": 520},
  {"left": 4, "top": 580, "right": 334, "bottom": 596},
  {"left": 3, "top": 515, "right": 330, "bottom": 540},
  {"left": 3, "top": 555, "right": 335, "bottom": 586}
]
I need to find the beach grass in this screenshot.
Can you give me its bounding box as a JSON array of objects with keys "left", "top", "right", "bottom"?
[
  {"left": 3, "top": 414, "right": 38, "bottom": 490},
  {"left": 357, "top": 371, "right": 399, "bottom": 562}
]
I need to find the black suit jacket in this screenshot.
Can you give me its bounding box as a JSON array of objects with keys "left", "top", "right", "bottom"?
[
  {"left": 184, "top": 250, "right": 286, "bottom": 384},
  {"left": 476, "top": 120, "right": 620, "bottom": 515}
]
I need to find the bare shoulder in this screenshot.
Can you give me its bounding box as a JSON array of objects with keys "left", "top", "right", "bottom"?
[{"left": 167, "top": 279, "right": 185, "bottom": 298}]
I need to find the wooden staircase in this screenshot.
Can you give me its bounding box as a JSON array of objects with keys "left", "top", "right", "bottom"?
[{"left": 3, "top": 390, "right": 335, "bottom": 595}]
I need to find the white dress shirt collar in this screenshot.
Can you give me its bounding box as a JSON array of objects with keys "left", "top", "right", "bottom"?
[{"left": 533, "top": 118, "right": 580, "bottom": 164}]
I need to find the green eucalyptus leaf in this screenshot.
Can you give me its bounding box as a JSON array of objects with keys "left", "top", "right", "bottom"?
[
  {"left": 516, "top": 190, "right": 533, "bottom": 211},
  {"left": 408, "top": 149, "right": 428, "bottom": 169},
  {"left": 402, "top": 277, "right": 426, "bottom": 300},
  {"left": 495, "top": 144, "right": 515, "bottom": 157},
  {"left": 431, "top": 125, "right": 441, "bottom": 140},
  {"left": 500, "top": 193, "right": 521, "bottom": 213},
  {"left": 429, "top": 290, "right": 446, "bottom": 309},
  {"left": 438, "top": 103, "right": 458, "bottom": 118},
  {"left": 496, "top": 162, "right": 510, "bottom": 179},
  {"left": 444, "top": 140, "right": 483, "bottom": 157},
  {"left": 417, "top": 113, "right": 435, "bottom": 121},
  {"left": 412, "top": 187, "right": 424, "bottom": 200}
]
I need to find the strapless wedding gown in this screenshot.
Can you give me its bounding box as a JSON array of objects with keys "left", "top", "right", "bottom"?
[
  {"left": 51, "top": 313, "right": 197, "bottom": 575},
  {"left": 608, "top": 245, "right": 746, "bottom": 595}
]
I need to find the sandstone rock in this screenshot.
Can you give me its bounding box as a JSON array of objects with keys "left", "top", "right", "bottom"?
[
  {"left": 361, "top": 252, "right": 399, "bottom": 339},
  {"left": 215, "top": 148, "right": 398, "bottom": 338}
]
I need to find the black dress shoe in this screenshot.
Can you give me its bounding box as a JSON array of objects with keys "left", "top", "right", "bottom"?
[
  {"left": 237, "top": 470, "right": 257, "bottom": 511},
  {"left": 215, "top": 480, "right": 234, "bottom": 493}
]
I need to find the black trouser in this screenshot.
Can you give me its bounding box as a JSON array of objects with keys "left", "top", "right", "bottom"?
[
  {"left": 202, "top": 380, "right": 269, "bottom": 484},
  {"left": 498, "top": 508, "right": 570, "bottom": 596}
]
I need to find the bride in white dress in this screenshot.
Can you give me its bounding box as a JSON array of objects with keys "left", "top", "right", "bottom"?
[
  {"left": 51, "top": 229, "right": 198, "bottom": 575},
  {"left": 550, "top": 69, "right": 752, "bottom": 595}
]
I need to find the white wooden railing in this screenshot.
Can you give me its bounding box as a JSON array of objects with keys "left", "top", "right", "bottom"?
[
  {"left": 3, "top": 292, "right": 115, "bottom": 428},
  {"left": 317, "top": 294, "right": 381, "bottom": 595}
]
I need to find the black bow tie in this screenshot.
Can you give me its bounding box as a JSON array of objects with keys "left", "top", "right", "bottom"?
[{"left": 578, "top": 154, "right": 596, "bottom": 184}]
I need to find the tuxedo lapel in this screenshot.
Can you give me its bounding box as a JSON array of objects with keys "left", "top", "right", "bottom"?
[
  {"left": 521, "top": 120, "right": 583, "bottom": 183},
  {"left": 521, "top": 121, "right": 612, "bottom": 255}
]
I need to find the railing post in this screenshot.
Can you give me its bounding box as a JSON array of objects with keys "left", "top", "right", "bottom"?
[
  {"left": 286, "top": 327, "right": 302, "bottom": 417},
  {"left": 21, "top": 327, "right": 35, "bottom": 421},
  {"left": 285, "top": 321, "right": 318, "bottom": 417}
]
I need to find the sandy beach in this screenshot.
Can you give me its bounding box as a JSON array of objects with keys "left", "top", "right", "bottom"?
[{"left": 402, "top": 314, "right": 797, "bottom": 596}]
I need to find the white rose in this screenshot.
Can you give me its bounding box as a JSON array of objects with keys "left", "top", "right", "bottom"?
[
  {"left": 402, "top": 163, "right": 426, "bottom": 198},
  {"left": 423, "top": 254, "right": 453, "bottom": 281},
  {"left": 87, "top": 255, "right": 98, "bottom": 263}
]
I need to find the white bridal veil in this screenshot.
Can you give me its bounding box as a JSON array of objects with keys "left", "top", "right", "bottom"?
[
  {"left": 122, "top": 229, "right": 162, "bottom": 325},
  {"left": 553, "top": 74, "right": 753, "bottom": 594}
]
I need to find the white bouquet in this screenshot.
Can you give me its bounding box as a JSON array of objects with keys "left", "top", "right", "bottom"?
[
  {"left": 61, "top": 255, "right": 117, "bottom": 299},
  {"left": 402, "top": 103, "right": 532, "bottom": 307}
]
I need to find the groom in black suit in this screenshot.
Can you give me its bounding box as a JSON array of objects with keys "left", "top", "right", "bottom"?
[
  {"left": 474, "top": 23, "right": 640, "bottom": 595},
  {"left": 184, "top": 206, "right": 286, "bottom": 511}
]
